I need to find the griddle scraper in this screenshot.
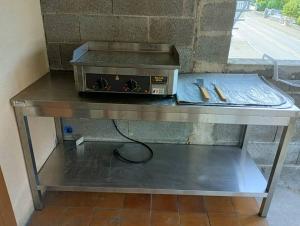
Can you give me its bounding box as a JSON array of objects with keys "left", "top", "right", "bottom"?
[
  {"left": 214, "top": 83, "right": 226, "bottom": 101},
  {"left": 194, "top": 79, "right": 210, "bottom": 101}
]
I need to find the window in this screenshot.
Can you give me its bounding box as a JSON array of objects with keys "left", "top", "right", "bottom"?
[{"left": 229, "top": 0, "right": 300, "bottom": 60}]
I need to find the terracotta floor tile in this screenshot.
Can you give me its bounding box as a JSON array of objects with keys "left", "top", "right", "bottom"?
[
  {"left": 29, "top": 206, "right": 66, "bottom": 226},
  {"left": 121, "top": 209, "right": 150, "bottom": 226},
  {"left": 90, "top": 220, "right": 120, "bottom": 226},
  {"left": 152, "top": 195, "right": 178, "bottom": 212},
  {"left": 93, "top": 209, "right": 121, "bottom": 219},
  {"left": 97, "top": 193, "right": 125, "bottom": 209},
  {"left": 90, "top": 209, "right": 121, "bottom": 226},
  {"left": 178, "top": 196, "right": 206, "bottom": 213},
  {"left": 30, "top": 193, "right": 267, "bottom": 226},
  {"left": 151, "top": 211, "right": 180, "bottom": 226},
  {"left": 209, "top": 213, "right": 241, "bottom": 226},
  {"left": 0, "top": 217, "right": 4, "bottom": 226},
  {"left": 239, "top": 215, "right": 269, "bottom": 226},
  {"left": 204, "top": 196, "right": 235, "bottom": 214},
  {"left": 124, "top": 194, "right": 151, "bottom": 210},
  {"left": 180, "top": 213, "right": 210, "bottom": 226},
  {"left": 44, "top": 191, "right": 69, "bottom": 206},
  {"left": 61, "top": 207, "right": 94, "bottom": 226},
  {"left": 65, "top": 192, "right": 100, "bottom": 207},
  {"left": 232, "top": 197, "right": 259, "bottom": 215}
]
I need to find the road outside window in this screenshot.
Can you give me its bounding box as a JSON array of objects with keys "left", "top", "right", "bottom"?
[{"left": 229, "top": 0, "right": 300, "bottom": 60}]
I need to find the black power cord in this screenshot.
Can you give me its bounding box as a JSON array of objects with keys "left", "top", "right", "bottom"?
[{"left": 112, "top": 120, "right": 153, "bottom": 164}]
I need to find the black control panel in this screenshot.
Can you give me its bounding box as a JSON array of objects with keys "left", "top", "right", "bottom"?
[{"left": 85, "top": 73, "right": 152, "bottom": 94}]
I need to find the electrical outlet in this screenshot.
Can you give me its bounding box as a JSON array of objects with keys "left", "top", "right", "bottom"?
[{"left": 64, "top": 126, "right": 73, "bottom": 134}]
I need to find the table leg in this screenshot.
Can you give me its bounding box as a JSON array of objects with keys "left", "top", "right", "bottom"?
[
  {"left": 54, "top": 117, "right": 63, "bottom": 143},
  {"left": 259, "top": 118, "right": 296, "bottom": 217},
  {"left": 14, "top": 108, "right": 43, "bottom": 210},
  {"left": 240, "top": 125, "right": 250, "bottom": 153}
]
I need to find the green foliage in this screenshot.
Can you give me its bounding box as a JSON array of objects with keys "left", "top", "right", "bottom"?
[
  {"left": 256, "top": 0, "right": 267, "bottom": 4},
  {"left": 267, "top": 0, "right": 284, "bottom": 9},
  {"left": 282, "top": 0, "right": 300, "bottom": 18},
  {"left": 256, "top": 0, "right": 284, "bottom": 10},
  {"left": 256, "top": 0, "right": 268, "bottom": 10},
  {"left": 297, "top": 16, "right": 300, "bottom": 24},
  {"left": 256, "top": 0, "right": 300, "bottom": 20}
]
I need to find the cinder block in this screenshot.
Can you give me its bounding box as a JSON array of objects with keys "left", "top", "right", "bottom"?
[
  {"left": 80, "top": 15, "right": 148, "bottom": 42},
  {"left": 128, "top": 121, "right": 192, "bottom": 144},
  {"left": 187, "top": 123, "right": 215, "bottom": 145},
  {"left": 226, "top": 60, "right": 274, "bottom": 78},
  {"left": 227, "top": 58, "right": 272, "bottom": 65},
  {"left": 46, "top": 43, "right": 61, "bottom": 68},
  {"left": 116, "top": 16, "right": 148, "bottom": 42},
  {"left": 247, "top": 125, "right": 277, "bottom": 142},
  {"left": 248, "top": 142, "right": 276, "bottom": 165},
  {"left": 261, "top": 165, "right": 300, "bottom": 191},
  {"left": 278, "top": 65, "right": 300, "bottom": 80},
  {"left": 199, "top": 1, "right": 236, "bottom": 31},
  {"left": 60, "top": 43, "right": 81, "bottom": 69},
  {"left": 291, "top": 119, "right": 300, "bottom": 142},
  {"left": 273, "top": 121, "right": 300, "bottom": 145},
  {"left": 43, "top": 14, "right": 80, "bottom": 42},
  {"left": 40, "top": 0, "right": 47, "bottom": 13},
  {"left": 274, "top": 126, "right": 284, "bottom": 142},
  {"left": 213, "top": 124, "right": 242, "bottom": 145},
  {"left": 247, "top": 142, "right": 299, "bottom": 165},
  {"left": 290, "top": 94, "right": 300, "bottom": 107},
  {"left": 183, "top": 0, "right": 196, "bottom": 17},
  {"left": 193, "top": 61, "right": 226, "bottom": 73},
  {"left": 194, "top": 34, "right": 231, "bottom": 63},
  {"left": 149, "top": 18, "right": 194, "bottom": 45},
  {"left": 40, "top": 0, "right": 112, "bottom": 14},
  {"left": 176, "top": 47, "right": 193, "bottom": 73},
  {"left": 113, "top": 0, "right": 183, "bottom": 16},
  {"left": 270, "top": 80, "right": 291, "bottom": 92},
  {"left": 290, "top": 144, "right": 300, "bottom": 164},
  {"left": 80, "top": 15, "right": 114, "bottom": 41},
  {"left": 289, "top": 85, "right": 300, "bottom": 95}
]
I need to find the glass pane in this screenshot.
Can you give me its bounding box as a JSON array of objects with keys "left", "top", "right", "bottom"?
[{"left": 229, "top": 0, "right": 300, "bottom": 60}]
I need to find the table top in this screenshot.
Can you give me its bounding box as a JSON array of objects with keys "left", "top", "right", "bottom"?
[{"left": 11, "top": 71, "right": 299, "bottom": 124}]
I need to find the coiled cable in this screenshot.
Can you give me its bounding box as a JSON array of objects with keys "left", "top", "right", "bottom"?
[{"left": 112, "top": 120, "right": 153, "bottom": 164}]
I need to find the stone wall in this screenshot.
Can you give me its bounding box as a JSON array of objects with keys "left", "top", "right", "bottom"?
[{"left": 41, "top": 0, "right": 236, "bottom": 72}]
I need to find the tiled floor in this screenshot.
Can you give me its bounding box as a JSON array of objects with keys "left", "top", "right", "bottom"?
[{"left": 28, "top": 192, "right": 269, "bottom": 226}]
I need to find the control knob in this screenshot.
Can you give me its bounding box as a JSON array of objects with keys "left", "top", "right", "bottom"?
[
  {"left": 96, "top": 77, "right": 108, "bottom": 90},
  {"left": 126, "top": 79, "right": 137, "bottom": 91}
]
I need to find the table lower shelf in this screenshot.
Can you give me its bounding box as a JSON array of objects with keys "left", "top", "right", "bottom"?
[{"left": 38, "top": 141, "right": 267, "bottom": 197}]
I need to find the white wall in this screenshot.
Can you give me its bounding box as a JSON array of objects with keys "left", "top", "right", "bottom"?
[{"left": 0, "top": 0, "right": 56, "bottom": 225}]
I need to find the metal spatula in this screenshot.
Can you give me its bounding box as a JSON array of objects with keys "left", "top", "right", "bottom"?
[{"left": 194, "top": 79, "right": 210, "bottom": 101}]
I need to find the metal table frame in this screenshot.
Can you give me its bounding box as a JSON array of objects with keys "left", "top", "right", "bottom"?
[{"left": 11, "top": 72, "right": 299, "bottom": 217}]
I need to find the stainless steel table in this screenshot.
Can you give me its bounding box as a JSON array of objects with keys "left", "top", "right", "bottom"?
[{"left": 11, "top": 71, "right": 299, "bottom": 217}]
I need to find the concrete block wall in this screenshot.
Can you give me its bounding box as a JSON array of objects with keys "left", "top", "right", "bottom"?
[
  {"left": 40, "top": 0, "right": 300, "bottom": 178},
  {"left": 62, "top": 118, "right": 300, "bottom": 167},
  {"left": 40, "top": 0, "right": 236, "bottom": 72},
  {"left": 193, "top": 0, "right": 236, "bottom": 72},
  {"left": 63, "top": 119, "right": 242, "bottom": 145}
]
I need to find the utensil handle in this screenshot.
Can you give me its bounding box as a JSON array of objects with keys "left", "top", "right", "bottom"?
[
  {"left": 215, "top": 85, "right": 226, "bottom": 101},
  {"left": 199, "top": 87, "right": 210, "bottom": 100}
]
